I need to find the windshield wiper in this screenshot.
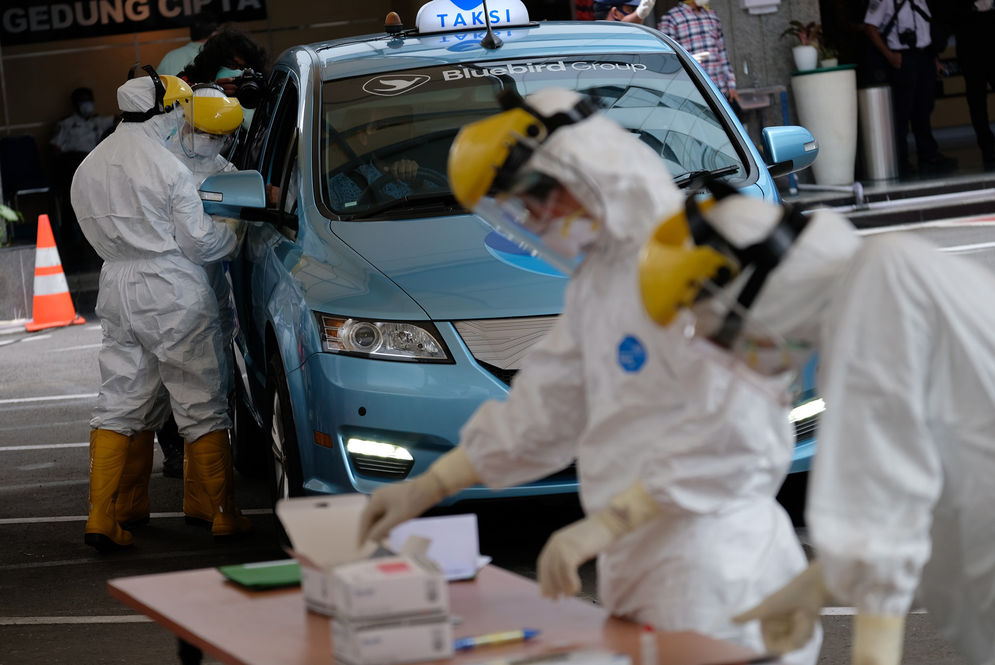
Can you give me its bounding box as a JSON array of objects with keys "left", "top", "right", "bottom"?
[
  {"left": 673, "top": 165, "right": 740, "bottom": 189},
  {"left": 343, "top": 192, "right": 462, "bottom": 220}
]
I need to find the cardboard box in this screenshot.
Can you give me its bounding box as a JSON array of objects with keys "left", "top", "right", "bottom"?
[
  {"left": 275, "top": 495, "right": 449, "bottom": 619},
  {"left": 329, "top": 554, "right": 449, "bottom": 620},
  {"left": 275, "top": 494, "right": 378, "bottom": 616},
  {"left": 332, "top": 612, "right": 454, "bottom": 665}
]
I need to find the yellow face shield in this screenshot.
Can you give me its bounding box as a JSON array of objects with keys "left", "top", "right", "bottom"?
[
  {"left": 179, "top": 90, "right": 244, "bottom": 135},
  {"left": 160, "top": 75, "right": 193, "bottom": 111},
  {"left": 638, "top": 203, "right": 738, "bottom": 327},
  {"left": 640, "top": 187, "right": 814, "bottom": 382},
  {"left": 447, "top": 107, "right": 547, "bottom": 211}
]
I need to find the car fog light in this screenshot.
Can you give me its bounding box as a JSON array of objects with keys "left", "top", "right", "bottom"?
[
  {"left": 346, "top": 437, "right": 415, "bottom": 479},
  {"left": 347, "top": 438, "right": 414, "bottom": 461},
  {"left": 789, "top": 397, "right": 825, "bottom": 423}
]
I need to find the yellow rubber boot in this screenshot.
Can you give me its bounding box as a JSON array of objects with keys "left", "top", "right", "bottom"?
[
  {"left": 114, "top": 431, "right": 154, "bottom": 529},
  {"left": 185, "top": 430, "right": 253, "bottom": 539},
  {"left": 183, "top": 441, "right": 213, "bottom": 527},
  {"left": 84, "top": 429, "right": 134, "bottom": 552}
]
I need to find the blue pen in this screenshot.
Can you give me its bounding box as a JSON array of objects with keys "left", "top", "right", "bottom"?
[{"left": 453, "top": 628, "right": 541, "bottom": 651}]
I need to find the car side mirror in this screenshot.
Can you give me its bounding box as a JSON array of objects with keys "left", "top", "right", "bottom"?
[
  {"left": 199, "top": 170, "right": 266, "bottom": 217},
  {"left": 762, "top": 126, "right": 818, "bottom": 178}
]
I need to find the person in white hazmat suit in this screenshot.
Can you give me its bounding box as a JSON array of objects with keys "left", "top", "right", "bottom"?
[
  {"left": 636, "top": 180, "right": 995, "bottom": 665},
  {"left": 71, "top": 69, "right": 251, "bottom": 552},
  {"left": 356, "top": 87, "right": 820, "bottom": 664},
  {"left": 153, "top": 83, "right": 245, "bottom": 482}
]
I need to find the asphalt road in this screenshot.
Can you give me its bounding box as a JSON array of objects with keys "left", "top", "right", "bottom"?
[{"left": 0, "top": 311, "right": 969, "bottom": 665}]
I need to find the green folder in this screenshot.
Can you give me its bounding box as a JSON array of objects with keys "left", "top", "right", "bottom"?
[{"left": 219, "top": 559, "right": 301, "bottom": 590}]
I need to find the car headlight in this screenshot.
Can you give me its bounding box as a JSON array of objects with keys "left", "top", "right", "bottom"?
[{"left": 316, "top": 313, "right": 452, "bottom": 362}]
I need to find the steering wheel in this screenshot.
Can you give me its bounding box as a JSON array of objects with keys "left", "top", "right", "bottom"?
[{"left": 359, "top": 167, "right": 450, "bottom": 205}]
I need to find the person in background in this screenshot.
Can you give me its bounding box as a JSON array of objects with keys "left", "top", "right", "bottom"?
[
  {"left": 657, "top": 0, "right": 739, "bottom": 107},
  {"left": 327, "top": 105, "right": 428, "bottom": 209},
  {"left": 357, "top": 87, "right": 820, "bottom": 665},
  {"left": 608, "top": 0, "right": 656, "bottom": 24},
  {"left": 635, "top": 183, "right": 995, "bottom": 665},
  {"left": 50, "top": 87, "right": 114, "bottom": 272},
  {"left": 864, "top": 0, "right": 955, "bottom": 175},
  {"left": 157, "top": 16, "right": 219, "bottom": 76},
  {"left": 178, "top": 24, "right": 268, "bottom": 130},
  {"left": 933, "top": 0, "right": 995, "bottom": 170},
  {"left": 71, "top": 70, "right": 250, "bottom": 552},
  {"left": 574, "top": 0, "right": 595, "bottom": 20}
]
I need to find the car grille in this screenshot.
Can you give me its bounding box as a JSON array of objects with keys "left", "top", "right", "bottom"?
[
  {"left": 454, "top": 316, "right": 558, "bottom": 386},
  {"left": 347, "top": 452, "right": 414, "bottom": 479},
  {"left": 794, "top": 414, "right": 818, "bottom": 442}
]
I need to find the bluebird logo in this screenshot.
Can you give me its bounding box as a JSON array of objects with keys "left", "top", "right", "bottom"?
[
  {"left": 617, "top": 335, "right": 647, "bottom": 373},
  {"left": 483, "top": 231, "right": 567, "bottom": 277},
  {"left": 362, "top": 74, "right": 431, "bottom": 97}
]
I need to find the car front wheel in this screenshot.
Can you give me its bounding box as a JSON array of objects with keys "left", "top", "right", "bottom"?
[{"left": 267, "top": 353, "right": 305, "bottom": 502}]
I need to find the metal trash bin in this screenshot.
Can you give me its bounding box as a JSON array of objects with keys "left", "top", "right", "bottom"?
[{"left": 858, "top": 85, "right": 898, "bottom": 180}]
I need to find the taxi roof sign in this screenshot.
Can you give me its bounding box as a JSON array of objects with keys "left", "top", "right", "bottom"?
[{"left": 416, "top": 0, "right": 530, "bottom": 34}]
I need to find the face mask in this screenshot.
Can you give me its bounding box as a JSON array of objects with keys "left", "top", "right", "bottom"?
[
  {"left": 539, "top": 211, "right": 601, "bottom": 261},
  {"left": 691, "top": 0, "right": 710, "bottom": 7},
  {"left": 215, "top": 67, "right": 243, "bottom": 80},
  {"left": 77, "top": 101, "right": 95, "bottom": 117},
  {"left": 192, "top": 133, "right": 224, "bottom": 159}
]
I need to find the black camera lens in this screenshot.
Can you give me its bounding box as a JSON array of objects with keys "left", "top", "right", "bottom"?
[
  {"left": 236, "top": 80, "right": 263, "bottom": 109},
  {"left": 898, "top": 29, "right": 916, "bottom": 48}
]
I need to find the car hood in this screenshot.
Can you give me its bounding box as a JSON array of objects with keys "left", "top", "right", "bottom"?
[{"left": 330, "top": 213, "right": 567, "bottom": 320}]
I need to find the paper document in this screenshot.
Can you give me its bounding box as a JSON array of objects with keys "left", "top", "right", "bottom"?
[{"left": 388, "top": 513, "right": 489, "bottom": 581}]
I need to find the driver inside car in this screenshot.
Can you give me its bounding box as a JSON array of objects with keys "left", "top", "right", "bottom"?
[{"left": 328, "top": 104, "right": 440, "bottom": 208}]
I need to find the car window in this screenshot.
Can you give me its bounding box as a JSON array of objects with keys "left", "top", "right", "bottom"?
[
  {"left": 319, "top": 53, "right": 747, "bottom": 219},
  {"left": 239, "top": 70, "right": 288, "bottom": 171},
  {"left": 260, "top": 78, "right": 299, "bottom": 217}
]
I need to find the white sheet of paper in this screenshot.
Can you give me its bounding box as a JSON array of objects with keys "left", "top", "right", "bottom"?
[
  {"left": 275, "top": 494, "right": 375, "bottom": 568},
  {"left": 388, "top": 513, "right": 484, "bottom": 581}
]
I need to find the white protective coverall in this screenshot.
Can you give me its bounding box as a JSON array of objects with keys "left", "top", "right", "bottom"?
[
  {"left": 708, "top": 196, "right": 995, "bottom": 665},
  {"left": 71, "top": 78, "right": 239, "bottom": 441},
  {"left": 166, "top": 123, "right": 238, "bottom": 397},
  {"left": 457, "top": 97, "right": 820, "bottom": 663}
]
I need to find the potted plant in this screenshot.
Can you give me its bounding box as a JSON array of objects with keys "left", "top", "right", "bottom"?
[
  {"left": 781, "top": 20, "right": 822, "bottom": 72},
  {"left": 819, "top": 42, "right": 839, "bottom": 68},
  {"left": 0, "top": 204, "right": 22, "bottom": 247}
]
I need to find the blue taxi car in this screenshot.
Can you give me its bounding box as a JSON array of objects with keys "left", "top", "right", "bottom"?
[{"left": 216, "top": 0, "right": 822, "bottom": 503}]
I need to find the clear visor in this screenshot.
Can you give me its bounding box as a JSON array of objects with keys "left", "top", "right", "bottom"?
[
  {"left": 682, "top": 278, "right": 812, "bottom": 382},
  {"left": 181, "top": 124, "right": 235, "bottom": 159},
  {"left": 472, "top": 148, "right": 605, "bottom": 277}
]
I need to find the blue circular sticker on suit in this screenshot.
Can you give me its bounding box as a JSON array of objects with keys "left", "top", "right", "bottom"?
[{"left": 617, "top": 335, "right": 646, "bottom": 373}]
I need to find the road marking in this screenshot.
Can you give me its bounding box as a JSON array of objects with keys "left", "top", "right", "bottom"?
[
  {"left": 0, "top": 616, "right": 153, "bottom": 626},
  {"left": 0, "top": 508, "right": 273, "bottom": 525},
  {"left": 1, "top": 442, "right": 89, "bottom": 451},
  {"left": 0, "top": 393, "right": 98, "bottom": 405},
  {"left": 17, "top": 334, "right": 52, "bottom": 343},
  {"left": 53, "top": 343, "right": 102, "bottom": 352}
]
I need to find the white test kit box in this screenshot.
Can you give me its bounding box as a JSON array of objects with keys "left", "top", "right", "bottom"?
[
  {"left": 275, "top": 494, "right": 378, "bottom": 615},
  {"left": 325, "top": 554, "right": 449, "bottom": 620},
  {"left": 274, "top": 495, "right": 449, "bottom": 618},
  {"left": 332, "top": 612, "right": 454, "bottom": 665}
]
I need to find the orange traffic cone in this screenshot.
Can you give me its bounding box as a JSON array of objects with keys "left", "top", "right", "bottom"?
[{"left": 25, "top": 214, "right": 86, "bottom": 333}]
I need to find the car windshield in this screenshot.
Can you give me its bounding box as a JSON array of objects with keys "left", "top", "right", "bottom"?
[{"left": 321, "top": 53, "right": 747, "bottom": 219}]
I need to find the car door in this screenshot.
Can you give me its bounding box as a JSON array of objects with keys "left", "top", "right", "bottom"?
[{"left": 231, "top": 69, "right": 301, "bottom": 420}]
